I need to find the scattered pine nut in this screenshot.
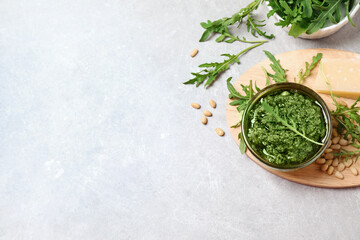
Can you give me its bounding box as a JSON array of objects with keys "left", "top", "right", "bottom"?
[
  {"left": 203, "top": 110, "right": 212, "bottom": 117},
  {"left": 216, "top": 128, "right": 225, "bottom": 136},
  {"left": 201, "top": 116, "right": 207, "bottom": 125},
  {"left": 190, "top": 49, "right": 199, "bottom": 57},
  {"left": 332, "top": 158, "right": 339, "bottom": 167},
  {"left": 191, "top": 103, "right": 201, "bottom": 109},
  {"left": 324, "top": 148, "right": 332, "bottom": 153},
  {"left": 338, "top": 163, "right": 345, "bottom": 172},
  {"left": 330, "top": 144, "right": 341, "bottom": 150},
  {"left": 328, "top": 166, "right": 334, "bottom": 175},
  {"left": 339, "top": 139, "right": 348, "bottom": 146},
  {"left": 324, "top": 153, "right": 334, "bottom": 160},
  {"left": 350, "top": 166, "right": 358, "bottom": 176},
  {"left": 209, "top": 99, "right": 216, "bottom": 108},
  {"left": 332, "top": 128, "right": 338, "bottom": 137},
  {"left": 338, "top": 99, "right": 348, "bottom": 107},
  {"left": 326, "top": 159, "right": 333, "bottom": 166},
  {"left": 344, "top": 159, "right": 353, "bottom": 168},
  {"left": 321, "top": 164, "right": 329, "bottom": 172},
  {"left": 332, "top": 136, "right": 340, "bottom": 144},
  {"left": 335, "top": 171, "right": 344, "bottom": 179},
  {"left": 316, "top": 158, "right": 326, "bottom": 164}
]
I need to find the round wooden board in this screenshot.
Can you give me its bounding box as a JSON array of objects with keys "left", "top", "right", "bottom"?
[{"left": 226, "top": 48, "right": 360, "bottom": 188}]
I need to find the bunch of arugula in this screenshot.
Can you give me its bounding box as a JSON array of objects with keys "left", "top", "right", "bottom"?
[{"left": 267, "top": 0, "right": 357, "bottom": 38}]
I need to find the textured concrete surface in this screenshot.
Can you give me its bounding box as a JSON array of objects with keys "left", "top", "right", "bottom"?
[{"left": 1, "top": 0, "right": 360, "bottom": 239}]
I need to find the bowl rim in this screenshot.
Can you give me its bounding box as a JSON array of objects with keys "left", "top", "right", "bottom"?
[
  {"left": 267, "top": 1, "right": 360, "bottom": 34},
  {"left": 241, "top": 82, "right": 332, "bottom": 171}
]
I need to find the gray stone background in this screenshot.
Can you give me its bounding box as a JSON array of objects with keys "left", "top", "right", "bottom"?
[{"left": 1, "top": 0, "right": 360, "bottom": 239}]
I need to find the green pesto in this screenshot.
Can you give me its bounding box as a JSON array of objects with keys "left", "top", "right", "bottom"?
[{"left": 247, "top": 90, "right": 326, "bottom": 166}]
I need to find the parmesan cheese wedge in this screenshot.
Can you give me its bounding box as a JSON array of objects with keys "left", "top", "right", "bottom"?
[{"left": 314, "top": 58, "right": 360, "bottom": 99}]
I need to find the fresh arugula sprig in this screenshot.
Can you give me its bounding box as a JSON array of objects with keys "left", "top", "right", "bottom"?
[
  {"left": 263, "top": 50, "right": 287, "bottom": 83},
  {"left": 297, "top": 53, "right": 323, "bottom": 84},
  {"left": 199, "top": 0, "right": 273, "bottom": 43},
  {"left": 227, "top": 77, "right": 258, "bottom": 153},
  {"left": 320, "top": 62, "right": 360, "bottom": 161},
  {"left": 247, "top": 16, "right": 275, "bottom": 39},
  {"left": 184, "top": 41, "right": 266, "bottom": 88},
  {"left": 261, "top": 101, "right": 324, "bottom": 145}
]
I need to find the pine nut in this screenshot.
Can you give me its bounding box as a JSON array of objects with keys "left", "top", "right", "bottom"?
[
  {"left": 321, "top": 164, "right": 329, "bottom": 172},
  {"left": 338, "top": 99, "right": 348, "bottom": 107},
  {"left": 328, "top": 166, "right": 334, "bottom": 175},
  {"left": 324, "top": 148, "right": 333, "bottom": 153},
  {"left": 332, "top": 136, "right": 340, "bottom": 144},
  {"left": 326, "top": 159, "right": 333, "bottom": 166},
  {"left": 316, "top": 158, "right": 326, "bottom": 164},
  {"left": 338, "top": 163, "right": 345, "bottom": 172},
  {"left": 350, "top": 166, "right": 358, "bottom": 176},
  {"left": 330, "top": 144, "right": 341, "bottom": 150},
  {"left": 191, "top": 103, "right": 201, "bottom": 109},
  {"left": 209, "top": 99, "right": 216, "bottom": 108},
  {"left": 335, "top": 171, "right": 344, "bottom": 179},
  {"left": 203, "top": 110, "right": 212, "bottom": 117},
  {"left": 324, "top": 153, "right": 334, "bottom": 160},
  {"left": 216, "top": 128, "right": 224, "bottom": 136},
  {"left": 201, "top": 116, "right": 207, "bottom": 125},
  {"left": 339, "top": 139, "right": 348, "bottom": 146},
  {"left": 344, "top": 159, "right": 353, "bottom": 168},
  {"left": 332, "top": 158, "right": 339, "bottom": 167},
  {"left": 332, "top": 128, "right": 338, "bottom": 137},
  {"left": 190, "top": 49, "right": 199, "bottom": 57}
]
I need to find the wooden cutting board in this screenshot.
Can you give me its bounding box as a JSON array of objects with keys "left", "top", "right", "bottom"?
[{"left": 226, "top": 48, "right": 360, "bottom": 188}]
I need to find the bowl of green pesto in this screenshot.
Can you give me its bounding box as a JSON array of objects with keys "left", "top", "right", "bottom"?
[{"left": 241, "top": 83, "right": 332, "bottom": 171}]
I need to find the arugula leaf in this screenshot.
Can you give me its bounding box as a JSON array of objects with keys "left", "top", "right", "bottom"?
[
  {"left": 261, "top": 101, "right": 324, "bottom": 145},
  {"left": 227, "top": 77, "right": 259, "bottom": 153},
  {"left": 297, "top": 53, "right": 323, "bottom": 84},
  {"left": 263, "top": 50, "right": 287, "bottom": 83},
  {"left": 301, "top": 0, "right": 313, "bottom": 18},
  {"left": 184, "top": 41, "right": 266, "bottom": 88},
  {"left": 261, "top": 66, "right": 271, "bottom": 86},
  {"left": 239, "top": 132, "right": 247, "bottom": 154},
  {"left": 199, "top": 0, "right": 268, "bottom": 43},
  {"left": 306, "top": 0, "right": 342, "bottom": 34},
  {"left": 345, "top": 0, "right": 356, "bottom": 27},
  {"left": 247, "top": 16, "right": 275, "bottom": 39}
]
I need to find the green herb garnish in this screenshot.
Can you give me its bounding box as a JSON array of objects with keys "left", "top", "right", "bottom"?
[
  {"left": 227, "top": 77, "right": 258, "bottom": 154},
  {"left": 297, "top": 53, "right": 323, "bottom": 84},
  {"left": 184, "top": 41, "right": 266, "bottom": 88},
  {"left": 263, "top": 50, "right": 287, "bottom": 83},
  {"left": 199, "top": 0, "right": 273, "bottom": 43}
]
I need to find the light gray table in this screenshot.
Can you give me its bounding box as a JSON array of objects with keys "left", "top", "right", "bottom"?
[{"left": 1, "top": 0, "right": 360, "bottom": 239}]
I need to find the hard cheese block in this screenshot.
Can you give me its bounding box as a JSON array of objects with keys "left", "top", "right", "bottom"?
[{"left": 314, "top": 58, "right": 360, "bottom": 99}]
